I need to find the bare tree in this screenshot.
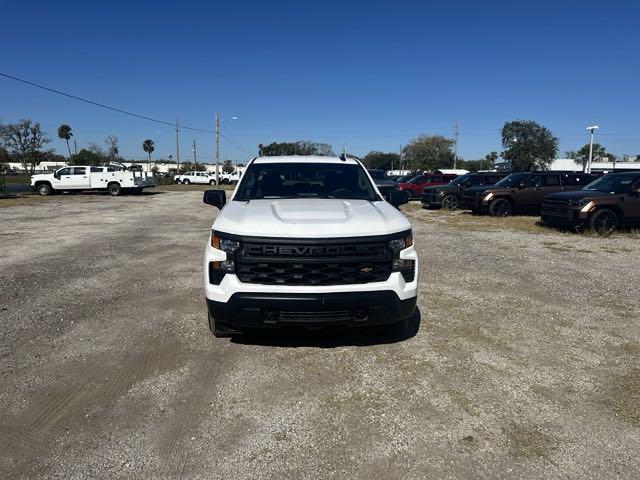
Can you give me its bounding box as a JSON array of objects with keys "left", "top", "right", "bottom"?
[
  {"left": 105, "top": 135, "right": 119, "bottom": 162},
  {"left": 0, "top": 119, "right": 51, "bottom": 173}
]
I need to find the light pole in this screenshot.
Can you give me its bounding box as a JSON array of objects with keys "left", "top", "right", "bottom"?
[{"left": 586, "top": 125, "right": 599, "bottom": 173}]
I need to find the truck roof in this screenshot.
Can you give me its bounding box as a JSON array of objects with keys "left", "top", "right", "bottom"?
[{"left": 252, "top": 155, "right": 360, "bottom": 165}]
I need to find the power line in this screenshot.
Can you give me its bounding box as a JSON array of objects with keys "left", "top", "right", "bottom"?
[{"left": 0, "top": 71, "right": 255, "bottom": 155}]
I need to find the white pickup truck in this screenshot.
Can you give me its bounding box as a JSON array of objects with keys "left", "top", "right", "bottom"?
[
  {"left": 31, "top": 165, "right": 155, "bottom": 196},
  {"left": 174, "top": 171, "right": 217, "bottom": 185}
]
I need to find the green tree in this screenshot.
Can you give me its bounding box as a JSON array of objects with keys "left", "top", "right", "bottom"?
[
  {"left": 566, "top": 143, "right": 614, "bottom": 171},
  {"left": 57, "top": 124, "right": 73, "bottom": 158},
  {"left": 142, "top": 139, "right": 155, "bottom": 170},
  {"left": 402, "top": 134, "right": 455, "bottom": 171},
  {"left": 259, "top": 141, "right": 335, "bottom": 156},
  {"left": 361, "top": 151, "right": 401, "bottom": 170},
  {"left": 222, "top": 160, "right": 235, "bottom": 174},
  {"left": 501, "top": 120, "right": 558, "bottom": 171},
  {"left": 70, "top": 148, "right": 101, "bottom": 165},
  {"left": 0, "top": 119, "right": 51, "bottom": 173}
]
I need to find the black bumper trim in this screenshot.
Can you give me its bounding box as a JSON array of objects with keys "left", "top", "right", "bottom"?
[{"left": 207, "top": 291, "right": 416, "bottom": 329}]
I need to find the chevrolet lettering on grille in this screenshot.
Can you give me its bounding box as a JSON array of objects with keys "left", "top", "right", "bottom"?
[{"left": 244, "top": 244, "right": 385, "bottom": 257}]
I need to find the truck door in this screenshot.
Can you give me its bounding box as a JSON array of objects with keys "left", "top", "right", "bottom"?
[
  {"left": 67, "top": 167, "right": 91, "bottom": 189},
  {"left": 628, "top": 178, "right": 640, "bottom": 222},
  {"left": 54, "top": 167, "right": 75, "bottom": 189},
  {"left": 517, "top": 174, "right": 543, "bottom": 208}
]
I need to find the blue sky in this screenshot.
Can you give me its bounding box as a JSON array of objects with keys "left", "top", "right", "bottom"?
[{"left": 1, "top": 0, "right": 639, "bottom": 163}]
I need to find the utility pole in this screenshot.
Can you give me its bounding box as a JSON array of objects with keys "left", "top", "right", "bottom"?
[
  {"left": 73, "top": 139, "right": 78, "bottom": 156},
  {"left": 586, "top": 125, "right": 599, "bottom": 174},
  {"left": 215, "top": 113, "right": 220, "bottom": 186},
  {"left": 453, "top": 122, "right": 459, "bottom": 169},
  {"left": 175, "top": 118, "right": 180, "bottom": 174},
  {"left": 193, "top": 139, "right": 197, "bottom": 171}
]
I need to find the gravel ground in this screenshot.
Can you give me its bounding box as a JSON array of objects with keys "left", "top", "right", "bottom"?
[{"left": 1, "top": 191, "right": 639, "bottom": 479}]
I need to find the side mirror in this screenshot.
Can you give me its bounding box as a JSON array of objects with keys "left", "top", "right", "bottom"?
[
  {"left": 54, "top": 172, "right": 60, "bottom": 180},
  {"left": 385, "top": 189, "right": 408, "bottom": 207},
  {"left": 203, "top": 189, "right": 226, "bottom": 209}
]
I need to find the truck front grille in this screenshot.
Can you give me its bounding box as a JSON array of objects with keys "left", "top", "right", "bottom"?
[{"left": 235, "top": 238, "right": 393, "bottom": 286}]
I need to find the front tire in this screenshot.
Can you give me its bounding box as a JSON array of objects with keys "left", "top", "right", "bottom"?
[
  {"left": 209, "top": 180, "right": 216, "bottom": 186},
  {"left": 590, "top": 209, "right": 618, "bottom": 235},
  {"left": 108, "top": 182, "right": 122, "bottom": 196},
  {"left": 37, "top": 183, "right": 53, "bottom": 196},
  {"left": 489, "top": 198, "right": 512, "bottom": 217},
  {"left": 441, "top": 194, "right": 459, "bottom": 211},
  {"left": 182, "top": 179, "right": 190, "bottom": 185}
]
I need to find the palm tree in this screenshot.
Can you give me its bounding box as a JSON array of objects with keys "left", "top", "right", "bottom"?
[
  {"left": 142, "top": 139, "right": 155, "bottom": 172},
  {"left": 57, "top": 124, "right": 73, "bottom": 158}
]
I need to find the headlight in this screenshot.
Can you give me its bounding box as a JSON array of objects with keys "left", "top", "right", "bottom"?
[
  {"left": 580, "top": 201, "right": 596, "bottom": 213},
  {"left": 388, "top": 232, "right": 414, "bottom": 282},
  {"left": 439, "top": 191, "right": 447, "bottom": 196},
  {"left": 483, "top": 193, "right": 494, "bottom": 202},
  {"left": 209, "top": 232, "right": 240, "bottom": 283}
]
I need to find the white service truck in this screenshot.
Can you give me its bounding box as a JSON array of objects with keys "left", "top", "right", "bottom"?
[
  {"left": 31, "top": 165, "right": 155, "bottom": 196},
  {"left": 174, "top": 171, "right": 217, "bottom": 185}
]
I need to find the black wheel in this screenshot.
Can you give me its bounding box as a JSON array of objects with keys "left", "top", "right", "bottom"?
[
  {"left": 183, "top": 179, "right": 190, "bottom": 185},
  {"left": 174, "top": 178, "right": 181, "bottom": 184},
  {"left": 108, "top": 183, "right": 122, "bottom": 196},
  {"left": 222, "top": 178, "right": 230, "bottom": 185},
  {"left": 37, "top": 183, "right": 52, "bottom": 196},
  {"left": 402, "top": 190, "right": 412, "bottom": 202},
  {"left": 208, "top": 312, "right": 239, "bottom": 338},
  {"left": 590, "top": 209, "right": 618, "bottom": 235},
  {"left": 209, "top": 180, "right": 216, "bottom": 186},
  {"left": 489, "top": 198, "right": 512, "bottom": 217},
  {"left": 574, "top": 224, "right": 586, "bottom": 234},
  {"left": 441, "top": 194, "right": 459, "bottom": 211}
]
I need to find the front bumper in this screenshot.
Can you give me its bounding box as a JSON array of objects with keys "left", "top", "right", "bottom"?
[
  {"left": 421, "top": 192, "right": 441, "bottom": 207},
  {"left": 462, "top": 196, "right": 489, "bottom": 212},
  {"left": 540, "top": 206, "right": 585, "bottom": 228},
  {"left": 207, "top": 291, "right": 416, "bottom": 328}
]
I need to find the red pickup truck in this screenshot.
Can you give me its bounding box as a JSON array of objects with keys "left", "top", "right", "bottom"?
[{"left": 397, "top": 173, "right": 459, "bottom": 200}]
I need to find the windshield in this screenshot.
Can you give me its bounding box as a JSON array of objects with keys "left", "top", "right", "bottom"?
[
  {"left": 582, "top": 174, "right": 638, "bottom": 194},
  {"left": 450, "top": 173, "right": 474, "bottom": 186},
  {"left": 494, "top": 173, "right": 530, "bottom": 187},
  {"left": 234, "top": 162, "right": 380, "bottom": 201}
]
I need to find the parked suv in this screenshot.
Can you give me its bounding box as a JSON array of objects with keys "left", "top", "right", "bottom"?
[
  {"left": 541, "top": 172, "right": 640, "bottom": 234},
  {"left": 397, "top": 173, "right": 458, "bottom": 200},
  {"left": 202, "top": 156, "right": 417, "bottom": 337},
  {"left": 421, "top": 172, "right": 510, "bottom": 210},
  {"left": 462, "top": 171, "right": 597, "bottom": 216},
  {"left": 367, "top": 169, "right": 398, "bottom": 198}
]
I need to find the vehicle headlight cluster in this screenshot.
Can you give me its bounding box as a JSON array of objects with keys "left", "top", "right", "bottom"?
[
  {"left": 483, "top": 193, "right": 494, "bottom": 202},
  {"left": 209, "top": 232, "right": 240, "bottom": 284},
  {"left": 388, "top": 232, "right": 415, "bottom": 282}
]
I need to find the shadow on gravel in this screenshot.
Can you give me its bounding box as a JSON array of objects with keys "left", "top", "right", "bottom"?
[{"left": 231, "top": 308, "right": 422, "bottom": 348}]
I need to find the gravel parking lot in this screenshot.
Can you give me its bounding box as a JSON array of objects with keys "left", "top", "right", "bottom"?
[{"left": 1, "top": 191, "right": 639, "bottom": 479}]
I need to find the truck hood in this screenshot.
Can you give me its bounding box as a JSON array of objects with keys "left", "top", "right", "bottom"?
[
  {"left": 30, "top": 173, "right": 53, "bottom": 184},
  {"left": 212, "top": 198, "right": 411, "bottom": 238},
  {"left": 423, "top": 185, "right": 457, "bottom": 193},
  {"left": 545, "top": 190, "right": 612, "bottom": 201}
]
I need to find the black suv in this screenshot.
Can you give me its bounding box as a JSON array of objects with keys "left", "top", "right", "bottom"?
[
  {"left": 541, "top": 172, "right": 640, "bottom": 234},
  {"left": 462, "top": 171, "right": 598, "bottom": 216},
  {"left": 421, "top": 172, "right": 510, "bottom": 210}
]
